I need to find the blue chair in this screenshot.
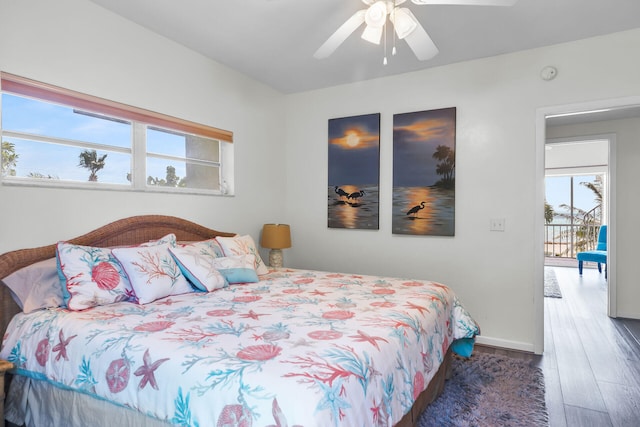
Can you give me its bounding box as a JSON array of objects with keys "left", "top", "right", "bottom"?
[{"left": 577, "top": 225, "right": 607, "bottom": 278}]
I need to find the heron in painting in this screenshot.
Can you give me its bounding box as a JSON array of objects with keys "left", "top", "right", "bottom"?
[
  {"left": 334, "top": 186, "right": 349, "bottom": 200},
  {"left": 407, "top": 201, "right": 426, "bottom": 217},
  {"left": 348, "top": 190, "right": 365, "bottom": 202}
]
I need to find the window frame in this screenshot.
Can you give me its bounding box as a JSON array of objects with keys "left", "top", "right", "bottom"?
[{"left": 1, "top": 72, "right": 233, "bottom": 195}]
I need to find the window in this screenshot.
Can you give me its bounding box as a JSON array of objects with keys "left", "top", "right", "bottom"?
[
  {"left": 545, "top": 174, "right": 603, "bottom": 225},
  {"left": 146, "top": 127, "right": 220, "bottom": 191},
  {"left": 545, "top": 174, "right": 604, "bottom": 258},
  {"left": 0, "top": 72, "right": 233, "bottom": 195}
]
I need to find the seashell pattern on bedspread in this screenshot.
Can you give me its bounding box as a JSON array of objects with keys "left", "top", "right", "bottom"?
[{"left": 1, "top": 268, "right": 479, "bottom": 427}]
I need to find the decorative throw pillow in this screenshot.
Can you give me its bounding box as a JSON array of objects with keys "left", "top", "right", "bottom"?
[
  {"left": 175, "top": 238, "right": 224, "bottom": 256},
  {"left": 216, "top": 235, "right": 269, "bottom": 275},
  {"left": 112, "top": 243, "right": 193, "bottom": 304},
  {"left": 169, "top": 240, "right": 228, "bottom": 292},
  {"left": 3, "top": 257, "right": 64, "bottom": 313},
  {"left": 210, "top": 255, "right": 259, "bottom": 284},
  {"left": 56, "top": 243, "right": 134, "bottom": 311},
  {"left": 140, "top": 233, "right": 177, "bottom": 248}
]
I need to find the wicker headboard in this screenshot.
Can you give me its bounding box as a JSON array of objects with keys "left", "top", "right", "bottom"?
[{"left": 0, "top": 215, "right": 235, "bottom": 341}]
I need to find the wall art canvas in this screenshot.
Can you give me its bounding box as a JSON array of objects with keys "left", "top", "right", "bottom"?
[
  {"left": 392, "top": 107, "right": 456, "bottom": 236},
  {"left": 328, "top": 113, "right": 380, "bottom": 230}
]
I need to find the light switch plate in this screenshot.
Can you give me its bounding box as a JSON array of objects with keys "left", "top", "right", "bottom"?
[{"left": 490, "top": 218, "right": 505, "bottom": 231}]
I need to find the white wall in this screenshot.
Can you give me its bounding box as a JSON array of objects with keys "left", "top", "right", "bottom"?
[
  {"left": 548, "top": 117, "right": 640, "bottom": 319},
  {"left": 0, "top": 0, "right": 286, "bottom": 254},
  {"left": 284, "top": 28, "right": 640, "bottom": 351}
]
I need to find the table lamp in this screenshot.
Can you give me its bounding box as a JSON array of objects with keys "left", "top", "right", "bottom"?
[{"left": 260, "top": 224, "right": 291, "bottom": 269}]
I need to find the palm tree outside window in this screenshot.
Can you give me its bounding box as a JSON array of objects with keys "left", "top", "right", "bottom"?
[{"left": 545, "top": 174, "right": 603, "bottom": 258}]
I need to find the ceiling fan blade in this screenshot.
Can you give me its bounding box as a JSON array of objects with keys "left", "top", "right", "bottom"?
[
  {"left": 402, "top": 10, "right": 439, "bottom": 60},
  {"left": 411, "top": 0, "right": 518, "bottom": 6},
  {"left": 314, "top": 10, "right": 367, "bottom": 59}
]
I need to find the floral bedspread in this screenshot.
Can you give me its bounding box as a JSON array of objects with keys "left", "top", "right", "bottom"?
[{"left": 1, "top": 269, "right": 479, "bottom": 427}]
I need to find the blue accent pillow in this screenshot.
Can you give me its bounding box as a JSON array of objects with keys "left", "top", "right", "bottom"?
[
  {"left": 210, "top": 255, "right": 259, "bottom": 284},
  {"left": 451, "top": 337, "right": 476, "bottom": 358}
]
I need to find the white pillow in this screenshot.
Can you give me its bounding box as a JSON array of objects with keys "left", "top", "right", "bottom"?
[
  {"left": 140, "top": 233, "right": 177, "bottom": 247},
  {"left": 109, "top": 233, "right": 177, "bottom": 249},
  {"left": 175, "top": 238, "right": 225, "bottom": 257},
  {"left": 216, "top": 235, "right": 269, "bottom": 275},
  {"left": 3, "top": 258, "right": 64, "bottom": 313},
  {"left": 112, "top": 243, "right": 193, "bottom": 304},
  {"left": 169, "top": 240, "right": 228, "bottom": 292}
]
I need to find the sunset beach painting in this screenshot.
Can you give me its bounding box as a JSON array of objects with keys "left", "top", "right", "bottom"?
[
  {"left": 328, "top": 113, "right": 380, "bottom": 230},
  {"left": 393, "top": 107, "right": 456, "bottom": 236}
]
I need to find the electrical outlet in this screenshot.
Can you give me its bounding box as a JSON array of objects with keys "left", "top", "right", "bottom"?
[{"left": 490, "top": 218, "right": 505, "bottom": 232}]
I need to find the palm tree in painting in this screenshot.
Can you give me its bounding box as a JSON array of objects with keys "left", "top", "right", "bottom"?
[
  {"left": 432, "top": 145, "right": 455, "bottom": 187},
  {"left": 78, "top": 149, "right": 107, "bottom": 182}
]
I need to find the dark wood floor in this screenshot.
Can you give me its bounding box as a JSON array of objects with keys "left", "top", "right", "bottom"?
[{"left": 477, "top": 265, "right": 640, "bottom": 427}]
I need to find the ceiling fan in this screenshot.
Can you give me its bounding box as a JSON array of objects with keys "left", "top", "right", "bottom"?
[{"left": 314, "top": 0, "right": 518, "bottom": 62}]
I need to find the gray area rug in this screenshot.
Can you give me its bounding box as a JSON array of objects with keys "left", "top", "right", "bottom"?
[
  {"left": 419, "top": 352, "right": 548, "bottom": 427},
  {"left": 544, "top": 267, "right": 562, "bottom": 298}
]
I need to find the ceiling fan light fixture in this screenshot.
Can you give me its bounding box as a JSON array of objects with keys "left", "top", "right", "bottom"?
[
  {"left": 362, "top": 24, "right": 384, "bottom": 44},
  {"left": 365, "top": 1, "right": 389, "bottom": 27},
  {"left": 390, "top": 7, "right": 417, "bottom": 39}
]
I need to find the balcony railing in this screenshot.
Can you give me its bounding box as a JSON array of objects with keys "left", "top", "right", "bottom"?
[{"left": 544, "top": 224, "right": 601, "bottom": 259}]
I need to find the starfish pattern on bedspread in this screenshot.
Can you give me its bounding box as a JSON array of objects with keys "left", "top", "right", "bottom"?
[
  {"left": 52, "top": 330, "right": 77, "bottom": 362},
  {"left": 134, "top": 349, "right": 169, "bottom": 390}
]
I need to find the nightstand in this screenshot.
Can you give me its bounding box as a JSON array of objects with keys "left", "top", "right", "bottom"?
[{"left": 0, "top": 359, "right": 14, "bottom": 423}]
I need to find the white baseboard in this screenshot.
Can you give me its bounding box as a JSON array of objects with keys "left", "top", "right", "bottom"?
[{"left": 475, "top": 336, "right": 535, "bottom": 353}]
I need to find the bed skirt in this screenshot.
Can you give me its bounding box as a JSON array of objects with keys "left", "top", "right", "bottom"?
[{"left": 6, "top": 374, "right": 171, "bottom": 427}]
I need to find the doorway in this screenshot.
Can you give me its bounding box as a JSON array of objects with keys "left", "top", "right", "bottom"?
[{"left": 533, "top": 98, "right": 640, "bottom": 354}]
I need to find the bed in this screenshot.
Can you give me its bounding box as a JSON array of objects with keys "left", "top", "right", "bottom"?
[{"left": 0, "top": 215, "right": 480, "bottom": 427}]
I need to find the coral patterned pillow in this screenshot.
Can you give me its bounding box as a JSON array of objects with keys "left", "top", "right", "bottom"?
[
  {"left": 112, "top": 243, "right": 193, "bottom": 304},
  {"left": 56, "top": 242, "right": 134, "bottom": 311},
  {"left": 216, "top": 235, "right": 269, "bottom": 275},
  {"left": 110, "top": 233, "right": 177, "bottom": 249},
  {"left": 169, "top": 239, "right": 228, "bottom": 292},
  {"left": 175, "top": 238, "right": 224, "bottom": 256},
  {"left": 140, "top": 233, "right": 177, "bottom": 247}
]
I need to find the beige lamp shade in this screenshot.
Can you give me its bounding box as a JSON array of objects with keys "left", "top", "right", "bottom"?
[{"left": 260, "top": 224, "right": 292, "bottom": 249}]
